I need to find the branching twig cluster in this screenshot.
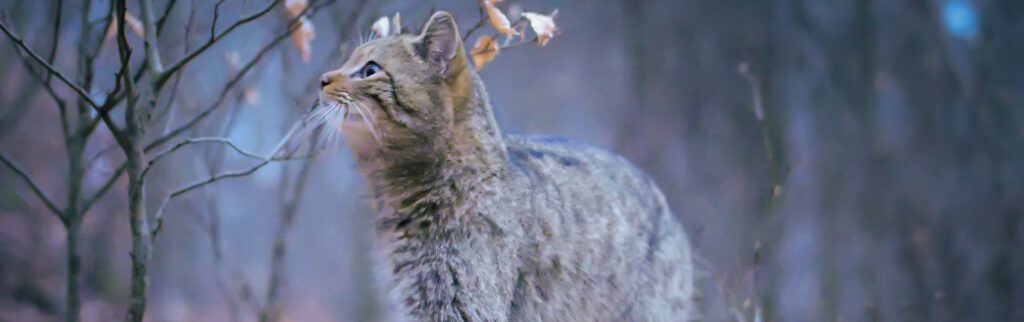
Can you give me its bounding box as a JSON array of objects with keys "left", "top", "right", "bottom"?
[{"left": 0, "top": 0, "right": 339, "bottom": 321}]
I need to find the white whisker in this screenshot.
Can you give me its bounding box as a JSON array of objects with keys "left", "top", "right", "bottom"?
[
  {"left": 302, "top": 100, "right": 350, "bottom": 151},
  {"left": 352, "top": 102, "right": 382, "bottom": 145}
]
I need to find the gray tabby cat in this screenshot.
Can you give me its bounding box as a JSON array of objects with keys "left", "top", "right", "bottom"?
[{"left": 313, "top": 11, "right": 695, "bottom": 321}]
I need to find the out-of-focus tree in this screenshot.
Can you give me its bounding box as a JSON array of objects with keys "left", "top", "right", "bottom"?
[{"left": 0, "top": 0, "right": 342, "bottom": 320}]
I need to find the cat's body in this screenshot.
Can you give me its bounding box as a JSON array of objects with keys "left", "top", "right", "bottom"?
[
  {"left": 315, "top": 11, "right": 694, "bottom": 321},
  {"left": 373, "top": 135, "right": 694, "bottom": 321}
]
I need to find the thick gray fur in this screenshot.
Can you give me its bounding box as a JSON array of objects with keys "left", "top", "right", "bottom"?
[
  {"left": 361, "top": 82, "right": 696, "bottom": 321},
  {"left": 326, "top": 11, "right": 696, "bottom": 321}
]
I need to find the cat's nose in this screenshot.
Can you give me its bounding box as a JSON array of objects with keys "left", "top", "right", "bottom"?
[{"left": 319, "top": 74, "right": 334, "bottom": 89}]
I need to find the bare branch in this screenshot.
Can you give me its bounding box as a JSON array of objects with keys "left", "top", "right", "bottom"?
[
  {"left": 0, "top": 0, "right": 72, "bottom": 141},
  {"left": 150, "top": 124, "right": 302, "bottom": 237},
  {"left": 737, "top": 62, "right": 789, "bottom": 210},
  {"left": 142, "top": 137, "right": 278, "bottom": 179},
  {"left": 155, "top": 0, "right": 178, "bottom": 35},
  {"left": 0, "top": 152, "right": 64, "bottom": 218},
  {"left": 139, "top": 0, "right": 165, "bottom": 74},
  {"left": 4, "top": 1, "right": 122, "bottom": 145},
  {"left": 500, "top": 36, "right": 538, "bottom": 50},
  {"left": 147, "top": 0, "right": 336, "bottom": 151},
  {"left": 150, "top": 0, "right": 195, "bottom": 126},
  {"left": 211, "top": 0, "right": 227, "bottom": 42},
  {"left": 44, "top": 0, "right": 64, "bottom": 83},
  {"left": 260, "top": 133, "right": 318, "bottom": 322},
  {"left": 9, "top": 46, "right": 68, "bottom": 118},
  {"left": 81, "top": 162, "right": 126, "bottom": 215},
  {"left": 85, "top": 0, "right": 337, "bottom": 233},
  {"left": 0, "top": 82, "right": 41, "bottom": 142},
  {"left": 462, "top": 1, "right": 488, "bottom": 41},
  {"left": 119, "top": 0, "right": 176, "bottom": 86},
  {"left": 115, "top": 1, "right": 155, "bottom": 321},
  {"left": 0, "top": 21, "right": 100, "bottom": 109},
  {"left": 154, "top": 0, "right": 284, "bottom": 89},
  {"left": 468, "top": 19, "right": 537, "bottom": 61}
]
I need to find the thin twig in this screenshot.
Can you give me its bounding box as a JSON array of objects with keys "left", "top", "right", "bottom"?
[
  {"left": 152, "top": 1, "right": 196, "bottom": 126},
  {"left": 0, "top": 152, "right": 64, "bottom": 218},
  {"left": 737, "top": 62, "right": 788, "bottom": 191},
  {"left": 500, "top": 37, "right": 537, "bottom": 50},
  {"left": 0, "top": 80, "right": 42, "bottom": 142},
  {"left": 155, "top": 0, "right": 284, "bottom": 89},
  {"left": 737, "top": 62, "right": 786, "bottom": 321},
  {"left": 142, "top": 137, "right": 283, "bottom": 179},
  {"left": 139, "top": 0, "right": 165, "bottom": 73},
  {"left": 470, "top": 18, "right": 536, "bottom": 58},
  {"left": 44, "top": 0, "right": 63, "bottom": 84},
  {"left": 260, "top": 135, "right": 318, "bottom": 322},
  {"left": 192, "top": 50, "right": 265, "bottom": 322},
  {"left": 462, "top": 1, "right": 487, "bottom": 41},
  {"left": 155, "top": 0, "right": 179, "bottom": 35},
  {"left": 81, "top": 163, "right": 125, "bottom": 215},
  {"left": 147, "top": 0, "right": 336, "bottom": 151},
  {"left": 83, "top": 0, "right": 337, "bottom": 212},
  {"left": 9, "top": 46, "right": 68, "bottom": 121},
  {"left": 211, "top": 0, "right": 227, "bottom": 42},
  {"left": 0, "top": 21, "right": 100, "bottom": 109},
  {"left": 150, "top": 123, "right": 302, "bottom": 237},
  {"left": 470, "top": 35, "right": 539, "bottom": 58},
  {"left": 44, "top": 0, "right": 70, "bottom": 141}
]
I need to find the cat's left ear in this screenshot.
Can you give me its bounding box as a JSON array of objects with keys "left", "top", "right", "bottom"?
[{"left": 414, "top": 11, "right": 462, "bottom": 76}]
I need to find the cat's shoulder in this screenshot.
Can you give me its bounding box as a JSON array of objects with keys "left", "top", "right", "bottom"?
[
  {"left": 503, "top": 134, "right": 649, "bottom": 181},
  {"left": 506, "top": 134, "right": 608, "bottom": 166}
]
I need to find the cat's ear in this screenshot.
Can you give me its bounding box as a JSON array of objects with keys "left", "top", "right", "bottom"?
[{"left": 414, "top": 11, "right": 462, "bottom": 75}]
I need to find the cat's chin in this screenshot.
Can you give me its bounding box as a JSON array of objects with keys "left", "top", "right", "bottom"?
[{"left": 341, "top": 126, "right": 380, "bottom": 157}]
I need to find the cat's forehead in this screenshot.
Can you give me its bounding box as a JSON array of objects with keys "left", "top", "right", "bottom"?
[
  {"left": 343, "top": 45, "right": 375, "bottom": 68},
  {"left": 347, "top": 37, "right": 411, "bottom": 63},
  {"left": 338, "top": 35, "right": 419, "bottom": 75}
]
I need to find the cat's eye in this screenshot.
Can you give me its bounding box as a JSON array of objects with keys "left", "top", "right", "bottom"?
[{"left": 360, "top": 62, "right": 382, "bottom": 78}]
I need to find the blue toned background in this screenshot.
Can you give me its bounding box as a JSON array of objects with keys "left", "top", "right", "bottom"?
[{"left": 1, "top": 0, "right": 1022, "bottom": 321}]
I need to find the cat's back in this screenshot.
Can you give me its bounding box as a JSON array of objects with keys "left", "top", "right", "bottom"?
[
  {"left": 496, "top": 135, "right": 695, "bottom": 321},
  {"left": 503, "top": 134, "right": 669, "bottom": 213}
]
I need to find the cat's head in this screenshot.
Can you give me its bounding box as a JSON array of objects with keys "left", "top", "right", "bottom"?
[{"left": 314, "top": 11, "right": 474, "bottom": 159}]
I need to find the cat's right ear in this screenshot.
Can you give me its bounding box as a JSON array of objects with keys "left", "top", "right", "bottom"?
[{"left": 414, "top": 11, "right": 462, "bottom": 76}]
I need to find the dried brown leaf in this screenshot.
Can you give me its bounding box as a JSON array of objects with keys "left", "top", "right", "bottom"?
[
  {"left": 291, "top": 17, "right": 315, "bottom": 62},
  {"left": 470, "top": 35, "right": 500, "bottom": 70},
  {"left": 105, "top": 11, "right": 145, "bottom": 41},
  {"left": 285, "top": 0, "right": 308, "bottom": 18},
  {"left": 482, "top": 1, "right": 519, "bottom": 36},
  {"left": 244, "top": 88, "right": 261, "bottom": 105}
]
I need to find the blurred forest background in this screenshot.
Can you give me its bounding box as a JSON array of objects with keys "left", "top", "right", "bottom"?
[{"left": 1, "top": 0, "right": 1022, "bottom": 321}]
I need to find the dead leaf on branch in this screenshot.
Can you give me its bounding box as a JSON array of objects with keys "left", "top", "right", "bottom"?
[
  {"left": 224, "top": 51, "right": 242, "bottom": 69},
  {"left": 285, "top": 0, "right": 308, "bottom": 18},
  {"left": 482, "top": 0, "right": 519, "bottom": 36},
  {"left": 292, "top": 17, "right": 315, "bottom": 62},
  {"left": 471, "top": 35, "right": 500, "bottom": 70},
  {"left": 284, "top": 0, "right": 316, "bottom": 63},
  {"left": 522, "top": 10, "right": 559, "bottom": 46},
  {"left": 244, "top": 88, "right": 261, "bottom": 105},
  {"left": 105, "top": 11, "right": 145, "bottom": 41}
]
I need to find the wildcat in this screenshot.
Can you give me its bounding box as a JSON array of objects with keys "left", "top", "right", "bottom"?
[{"left": 312, "top": 11, "right": 695, "bottom": 321}]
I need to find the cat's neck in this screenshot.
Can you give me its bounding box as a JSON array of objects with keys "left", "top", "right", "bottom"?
[
  {"left": 360, "top": 70, "right": 510, "bottom": 320},
  {"left": 359, "top": 70, "right": 506, "bottom": 233}
]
